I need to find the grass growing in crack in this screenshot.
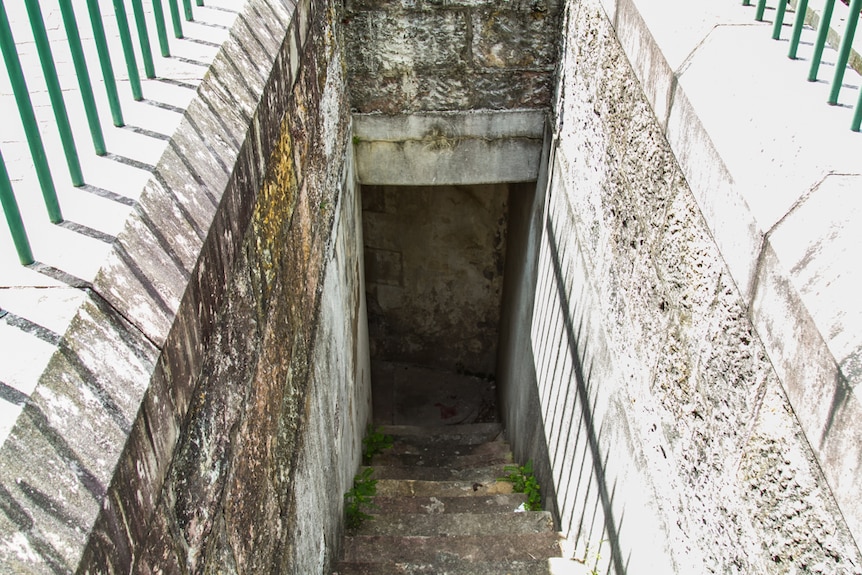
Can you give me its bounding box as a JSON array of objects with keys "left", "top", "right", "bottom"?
[
  {"left": 345, "top": 467, "right": 377, "bottom": 530},
  {"left": 362, "top": 425, "right": 393, "bottom": 465},
  {"left": 500, "top": 460, "right": 542, "bottom": 511}
]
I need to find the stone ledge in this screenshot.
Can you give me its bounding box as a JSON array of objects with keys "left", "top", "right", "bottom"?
[{"left": 604, "top": 0, "right": 862, "bottom": 546}]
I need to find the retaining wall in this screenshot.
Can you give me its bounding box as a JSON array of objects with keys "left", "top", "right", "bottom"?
[
  {"left": 0, "top": 0, "right": 369, "bottom": 572},
  {"left": 498, "top": 0, "right": 862, "bottom": 572}
]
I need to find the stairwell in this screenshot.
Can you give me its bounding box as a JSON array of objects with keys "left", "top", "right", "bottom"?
[{"left": 333, "top": 423, "right": 574, "bottom": 575}]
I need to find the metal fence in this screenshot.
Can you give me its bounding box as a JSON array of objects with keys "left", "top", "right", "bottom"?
[
  {"left": 745, "top": 0, "right": 862, "bottom": 129},
  {"left": 0, "top": 0, "right": 205, "bottom": 266}
]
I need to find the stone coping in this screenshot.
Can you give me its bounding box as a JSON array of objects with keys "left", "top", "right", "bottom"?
[
  {"left": 601, "top": 0, "right": 862, "bottom": 546},
  {"left": 0, "top": 0, "right": 309, "bottom": 571}
]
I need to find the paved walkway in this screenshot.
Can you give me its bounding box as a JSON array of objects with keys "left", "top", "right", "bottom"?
[{"left": 0, "top": 0, "right": 245, "bottom": 445}]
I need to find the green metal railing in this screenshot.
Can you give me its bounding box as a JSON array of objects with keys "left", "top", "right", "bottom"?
[
  {"left": 746, "top": 0, "right": 862, "bottom": 130},
  {"left": 0, "top": 0, "right": 205, "bottom": 265}
]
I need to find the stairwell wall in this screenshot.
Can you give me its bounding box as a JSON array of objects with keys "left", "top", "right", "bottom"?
[
  {"left": 0, "top": 1, "right": 370, "bottom": 573},
  {"left": 498, "top": 0, "right": 862, "bottom": 572}
]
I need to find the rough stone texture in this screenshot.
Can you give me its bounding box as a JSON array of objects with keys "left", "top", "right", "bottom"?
[
  {"left": 0, "top": 1, "right": 369, "bottom": 573},
  {"left": 498, "top": 0, "right": 862, "bottom": 572},
  {"left": 362, "top": 184, "right": 509, "bottom": 377},
  {"left": 343, "top": 0, "right": 561, "bottom": 113}
]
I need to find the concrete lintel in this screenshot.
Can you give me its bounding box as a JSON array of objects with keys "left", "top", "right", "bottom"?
[{"left": 353, "top": 110, "right": 546, "bottom": 185}]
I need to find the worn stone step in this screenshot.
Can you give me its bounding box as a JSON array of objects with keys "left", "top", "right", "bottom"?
[
  {"left": 380, "top": 423, "right": 504, "bottom": 446},
  {"left": 370, "top": 493, "right": 529, "bottom": 515},
  {"left": 334, "top": 557, "right": 588, "bottom": 575},
  {"left": 375, "top": 439, "right": 513, "bottom": 467},
  {"left": 367, "top": 464, "right": 511, "bottom": 482},
  {"left": 355, "top": 510, "right": 554, "bottom": 536},
  {"left": 341, "top": 533, "right": 563, "bottom": 564},
  {"left": 375, "top": 478, "right": 516, "bottom": 498}
]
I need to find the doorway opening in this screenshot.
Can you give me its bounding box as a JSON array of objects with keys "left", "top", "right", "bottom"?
[{"left": 361, "top": 182, "right": 537, "bottom": 427}]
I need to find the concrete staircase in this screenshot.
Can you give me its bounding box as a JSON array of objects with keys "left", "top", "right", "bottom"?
[{"left": 333, "top": 423, "right": 573, "bottom": 575}]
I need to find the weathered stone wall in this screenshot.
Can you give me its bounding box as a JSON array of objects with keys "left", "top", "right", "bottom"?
[
  {"left": 0, "top": 1, "right": 369, "bottom": 573},
  {"left": 362, "top": 184, "right": 509, "bottom": 376},
  {"left": 498, "top": 0, "right": 862, "bottom": 571},
  {"left": 343, "top": 0, "right": 561, "bottom": 113}
]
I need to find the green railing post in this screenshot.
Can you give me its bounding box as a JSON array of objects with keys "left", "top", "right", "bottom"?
[
  {"left": 756, "top": 0, "right": 768, "bottom": 21},
  {"left": 852, "top": 80, "right": 862, "bottom": 131},
  {"left": 196, "top": 0, "right": 204, "bottom": 6},
  {"left": 0, "top": 150, "right": 35, "bottom": 265},
  {"left": 23, "top": 0, "right": 83, "bottom": 187},
  {"left": 789, "top": 0, "right": 810, "bottom": 58},
  {"left": 86, "top": 0, "right": 124, "bottom": 126},
  {"left": 152, "top": 0, "right": 171, "bottom": 57},
  {"left": 130, "top": 0, "right": 156, "bottom": 78},
  {"left": 0, "top": 0, "right": 62, "bottom": 224},
  {"left": 182, "top": 0, "right": 193, "bottom": 21},
  {"left": 58, "top": 0, "right": 107, "bottom": 155},
  {"left": 828, "top": 0, "right": 862, "bottom": 104},
  {"left": 809, "top": 0, "right": 836, "bottom": 81},
  {"left": 113, "top": 0, "right": 143, "bottom": 101},
  {"left": 743, "top": 0, "right": 752, "bottom": 6},
  {"left": 773, "top": 0, "right": 788, "bottom": 39},
  {"left": 168, "top": 0, "right": 184, "bottom": 38}
]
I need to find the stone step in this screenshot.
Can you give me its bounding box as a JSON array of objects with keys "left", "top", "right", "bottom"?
[
  {"left": 341, "top": 533, "right": 563, "bottom": 564},
  {"left": 375, "top": 439, "right": 513, "bottom": 467},
  {"left": 380, "top": 423, "right": 504, "bottom": 446},
  {"left": 370, "top": 493, "right": 529, "bottom": 515},
  {"left": 334, "top": 557, "right": 588, "bottom": 575},
  {"left": 355, "top": 511, "right": 554, "bottom": 536},
  {"left": 367, "top": 463, "right": 511, "bottom": 482},
  {"left": 375, "top": 478, "right": 516, "bottom": 498}
]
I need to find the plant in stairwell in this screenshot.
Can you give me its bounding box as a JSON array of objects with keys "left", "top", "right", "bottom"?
[
  {"left": 362, "top": 425, "right": 393, "bottom": 465},
  {"left": 500, "top": 460, "right": 542, "bottom": 511},
  {"left": 344, "top": 467, "right": 378, "bottom": 530}
]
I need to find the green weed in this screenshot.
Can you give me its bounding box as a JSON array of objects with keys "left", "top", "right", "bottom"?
[
  {"left": 500, "top": 460, "right": 542, "bottom": 511},
  {"left": 344, "top": 467, "right": 377, "bottom": 530},
  {"left": 362, "top": 425, "right": 393, "bottom": 465}
]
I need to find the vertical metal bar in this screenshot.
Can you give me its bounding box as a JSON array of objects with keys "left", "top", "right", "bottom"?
[
  {"left": 196, "top": 0, "right": 204, "bottom": 6},
  {"left": 58, "top": 0, "right": 106, "bottom": 155},
  {"left": 852, "top": 79, "right": 862, "bottom": 131},
  {"left": 86, "top": 0, "right": 124, "bottom": 126},
  {"left": 756, "top": 0, "right": 768, "bottom": 21},
  {"left": 773, "top": 1, "right": 788, "bottom": 39},
  {"left": 113, "top": 0, "right": 143, "bottom": 101},
  {"left": 152, "top": 0, "right": 171, "bottom": 57},
  {"left": 789, "top": 0, "right": 810, "bottom": 58},
  {"left": 0, "top": 150, "right": 34, "bottom": 265},
  {"left": 828, "top": 0, "right": 862, "bottom": 104},
  {"left": 743, "top": 0, "right": 752, "bottom": 6},
  {"left": 168, "top": 0, "right": 183, "bottom": 38},
  {"left": 130, "top": 0, "right": 156, "bottom": 78},
  {"left": 24, "top": 0, "right": 84, "bottom": 186},
  {"left": 182, "top": 0, "right": 193, "bottom": 21},
  {"left": 0, "top": 0, "right": 62, "bottom": 223},
  {"left": 809, "top": 0, "right": 836, "bottom": 81}
]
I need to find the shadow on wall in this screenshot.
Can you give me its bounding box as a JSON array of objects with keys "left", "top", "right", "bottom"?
[{"left": 535, "top": 212, "right": 629, "bottom": 575}]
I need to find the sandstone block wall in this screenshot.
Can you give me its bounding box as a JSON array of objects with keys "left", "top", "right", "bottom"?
[
  {"left": 498, "top": 0, "right": 862, "bottom": 572},
  {"left": 0, "top": 1, "right": 369, "bottom": 573},
  {"left": 343, "top": 0, "right": 561, "bottom": 113}
]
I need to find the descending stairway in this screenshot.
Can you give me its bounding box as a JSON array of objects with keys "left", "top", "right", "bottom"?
[{"left": 333, "top": 423, "right": 573, "bottom": 575}]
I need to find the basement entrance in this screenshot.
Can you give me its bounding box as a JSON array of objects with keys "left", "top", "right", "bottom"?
[{"left": 361, "top": 182, "right": 536, "bottom": 427}]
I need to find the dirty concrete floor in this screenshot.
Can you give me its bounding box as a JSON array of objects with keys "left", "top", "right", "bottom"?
[{"left": 371, "top": 361, "right": 498, "bottom": 426}]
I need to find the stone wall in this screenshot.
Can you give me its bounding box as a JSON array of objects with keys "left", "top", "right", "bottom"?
[
  {"left": 0, "top": 0, "right": 369, "bottom": 573},
  {"left": 498, "top": 0, "right": 862, "bottom": 571},
  {"left": 362, "top": 184, "right": 509, "bottom": 376},
  {"left": 343, "top": 0, "right": 561, "bottom": 113}
]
